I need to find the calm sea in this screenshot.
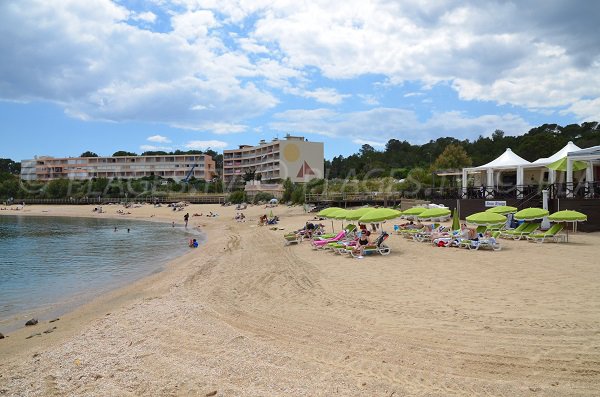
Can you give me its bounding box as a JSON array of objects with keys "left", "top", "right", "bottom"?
[{"left": 0, "top": 215, "right": 201, "bottom": 332}]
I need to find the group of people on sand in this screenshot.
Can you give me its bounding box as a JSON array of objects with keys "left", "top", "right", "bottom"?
[
  {"left": 258, "top": 214, "right": 279, "bottom": 226},
  {"left": 428, "top": 223, "right": 497, "bottom": 247},
  {"left": 235, "top": 212, "right": 246, "bottom": 222}
]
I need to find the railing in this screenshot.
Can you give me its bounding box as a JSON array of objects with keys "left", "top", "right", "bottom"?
[
  {"left": 9, "top": 195, "right": 226, "bottom": 205},
  {"left": 305, "top": 183, "right": 600, "bottom": 203},
  {"left": 550, "top": 182, "right": 599, "bottom": 199}
]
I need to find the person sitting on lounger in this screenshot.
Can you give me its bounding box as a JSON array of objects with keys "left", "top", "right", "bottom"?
[{"left": 352, "top": 230, "right": 371, "bottom": 258}]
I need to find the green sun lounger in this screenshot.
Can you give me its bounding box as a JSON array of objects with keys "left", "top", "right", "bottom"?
[
  {"left": 508, "top": 222, "right": 540, "bottom": 240},
  {"left": 500, "top": 222, "right": 529, "bottom": 239},
  {"left": 526, "top": 224, "right": 564, "bottom": 243}
]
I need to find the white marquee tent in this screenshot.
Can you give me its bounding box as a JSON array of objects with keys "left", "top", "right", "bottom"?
[{"left": 461, "top": 148, "right": 531, "bottom": 197}]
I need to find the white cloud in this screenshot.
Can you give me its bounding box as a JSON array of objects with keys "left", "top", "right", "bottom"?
[
  {"left": 147, "top": 135, "right": 171, "bottom": 143},
  {"left": 0, "top": 1, "right": 277, "bottom": 129},
  {"left": 358, "top": 94, "right": 379, "bottom": 106},
  {"left": 173, "top": 122, "right": 247, "bottom": 134},
  {"left": 563, "top": 98, "right": 600, "bottom": 122},
  {"left": 0, "top": 0, "right": 597, "bottom": 141},
  {"left": 131, "top": 11, "right": 157, "bottom": 23},
  {"left": 185, "top": 140, "right": 228, "bottom": 150},
  {"left": 352, "top": 138, "right": 386, "bottom": 148},
  {"left": 271, "top": 107, "right": 532, "bottom": 144},
  {"left": 140, "top": 144, "right": 173, "bottom": 151}
]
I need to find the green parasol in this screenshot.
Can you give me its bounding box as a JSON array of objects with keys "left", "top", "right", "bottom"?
[
  {"left": 451, "top": 208, "right": 460, "bottom": 231},
  {"left": 485, "top": 205, "right": 518, "bottom": 215},
  {"left": 402, "top": 207, "right": 426, "bottom": 218},
  {"left": 548, "top": 210, "right": 587, "bottom": 242},
  {"left": 547, "top": 157, "right": 588, "bottom": 172},
  {"left": 417, "top": 208, "right": 451, "bottom": 221},
  {"left": 358, "top": 208, "right": 402, "bottom": 223},
  {"left": 317, "top": 207, "right": 342, "bottom": 217},
  {"left": 331, "top": 209, "right": 351, "bottom": 219},
  {"left": 345, "top": 207, "right": 375, "bottom": 221},
  {"left": 514, "top": 207, "right": 549, "bottom": 221},
  {"left": 465, "top": 211, "right": 507, "bottom": 226}
]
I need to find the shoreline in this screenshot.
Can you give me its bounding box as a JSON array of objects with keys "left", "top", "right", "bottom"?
[
  {"left": 0, "top": 213, "right": 204, "bottom": 335},
  {"left": 0, "top": 204, "right": 216, "bottom": 357},
  {"left": 2, "top": 203, "right": 600, "bottom": 396}
]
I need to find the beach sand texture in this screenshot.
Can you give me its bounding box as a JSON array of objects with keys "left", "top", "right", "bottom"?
[{"left": 1, "top": 203, "right": 599, "bottom": 396}]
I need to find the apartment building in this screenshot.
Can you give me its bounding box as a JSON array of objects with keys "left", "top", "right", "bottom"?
[
  {"left": 222, "top": 135, "right": 324, "bottom": 184},
  {"left": 21, "top": 154, "right": 216, "bottom": 182}
]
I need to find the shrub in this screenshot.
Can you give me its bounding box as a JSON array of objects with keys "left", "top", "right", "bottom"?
[
  {"left": 253, "top": 191, "right": 274, "bottom": 204},
  {"left": 228, "top": 190, "right": 247, "bottom": 204}
]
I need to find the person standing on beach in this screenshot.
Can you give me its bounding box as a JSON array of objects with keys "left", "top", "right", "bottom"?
[{"left": 184, "top": 213, "right": 189, "bottom": 228}]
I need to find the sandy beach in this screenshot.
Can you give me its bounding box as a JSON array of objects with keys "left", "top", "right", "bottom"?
[{"left": 1, "top": 203, "right": 599, "bottom": 396}]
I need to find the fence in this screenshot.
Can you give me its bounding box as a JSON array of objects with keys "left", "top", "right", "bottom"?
[{"left": 11, "top": 195, "right": 226, "bottom": 205}]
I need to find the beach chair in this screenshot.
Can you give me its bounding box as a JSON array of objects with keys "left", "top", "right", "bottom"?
[
  {"left": 311, "top": 231, "right": 347, "bottom": 249},
  {"left": 499, "top": 222, "right": 529, "bottom": 239},
  {"left": 526, "top": 224, "right": 564, "bottom": 243},
  {"left": 509, "top": 222, "right": 540, "bottom": 240},
  {"left": 312, "top": 224, "right": 356, "bottom": 241},
  {"left": 351, "top": 232, "right": 391, "bottom": 258},
  {"left": 329, "top": 239, "right": 359, "bottom": 254},
  {"left": 411, "top": 223, "right": 441, "bottom": 243},
  {"left": 469, "top": 231, "right": 502, "bottom": 251},
  {"left": 283, "top": 233, "right": 302, "bottom": 246}
]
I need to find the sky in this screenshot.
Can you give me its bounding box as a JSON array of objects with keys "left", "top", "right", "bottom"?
[{"left": 1, "top": 0, "right": 599, "bottom": 162}]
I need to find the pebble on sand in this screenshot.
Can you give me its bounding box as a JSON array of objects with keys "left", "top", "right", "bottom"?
[{"left": 25, "top": 318, "right": 38, "bottom": 326}]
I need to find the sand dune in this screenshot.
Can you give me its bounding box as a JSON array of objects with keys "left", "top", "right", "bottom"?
[{"left": 1, "top": 203, "right": 599, "bottom": 396}]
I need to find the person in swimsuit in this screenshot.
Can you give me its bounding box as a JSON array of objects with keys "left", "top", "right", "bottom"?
[{"left": 353, "top": 230, "right": 371, "bottom": 258}]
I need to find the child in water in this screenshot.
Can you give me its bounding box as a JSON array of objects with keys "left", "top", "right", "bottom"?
[{"left": 189, "top": 239, "right": 199, "bottom": 248}]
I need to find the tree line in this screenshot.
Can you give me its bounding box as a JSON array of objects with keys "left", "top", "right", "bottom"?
[{"left": 325, "top": 122, "right": 600, "bottom": 179}]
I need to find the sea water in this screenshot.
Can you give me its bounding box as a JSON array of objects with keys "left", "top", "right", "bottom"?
[{"left": 0, "top": 215, "right": 201, "bottom": 332}]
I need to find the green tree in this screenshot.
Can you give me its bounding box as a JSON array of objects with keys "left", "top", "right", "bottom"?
[
  {"left": 0, "top": 159, "right": 21, "bottom": 174},
  {"left": 228, "top": 190, "right": 246, "bottom": 204},
  {"left": 281, "top": 177, "right": 294, "bottom": 202},
  {"left": 46, "top": 179, "right": 71, "bottom": 198},
  {"left": 112, "top": 151, "right": 137, "bottom": 157},
  {"left": 242, "top": 168, "right": 256, "bottom": 182},
  {"left": 432, "top": 144, "right": 472, "bottom": 170},
  {"left": 80, "top": 151, "right": 98, "bottom": 157}
]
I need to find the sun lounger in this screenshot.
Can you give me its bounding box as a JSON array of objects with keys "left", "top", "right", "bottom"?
[
  {"left": 283, "top": 233, "right": 302, "bottom": 246},
  {"left": 313, "top": 224, "right": 356, "bottom": 241},
  {"left": 311, "top": 231, "right": 347, "bottom": 249},
  {"left": 500, "top": 222, "right": 529, "bottom": 239},
  {"left": 350, "top": 232, "right": 391, "bottom": 258},
  {"left": 509, "top": 222, "right": 540, "bottom": 240},
  {"left": 526, "top": 224, "right": 564, "bottom": 243},
  {"left": 468, "top": 231, "right": 502, "bottom": 251}
]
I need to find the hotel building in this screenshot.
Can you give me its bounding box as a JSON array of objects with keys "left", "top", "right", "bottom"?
[
  {"left": 222, "top": 135, "right": 324, "bottom": 184},
  {"left": 21, "top": 154, "right": 216, "bottom": 182}
]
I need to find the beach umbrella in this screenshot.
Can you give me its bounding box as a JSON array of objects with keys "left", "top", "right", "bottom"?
[
  {"left": 547, "top": 157, "right": 588, "bottom": 172},
  {"left": 514, "top": 207, "right": 549, "bottom": 221},
  {"left": 451, "top": 208, "right": 460, "bottom": 231},
  {"left": 402, "top": 207, "right": 426, "bottom": 219},
  {"left": 485, "top": 205, "right": 518, "bottom": 215},
  {"left": 317, "top": 207, "right": 342, "bottom": 217},
  {"left": 548, "top": 210, "right": 587, "bottom": 242},
  {"left": 465, "top": 211, "right": 507, "bottom": 226},
  {"left": 331, "top": 209, "right": 351, "bottom": 228},
  {"left": 323, "top": 208, "right": 348, "bottom": 231},
  {"left": 417, "top": 208, "right": 451, "bottom": 221},
  {"left": 345, "top": 207, "right": 375, "bottom": 221},
  {"left": 358, "top": 208, "right": 402, "bottom": 224}
]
